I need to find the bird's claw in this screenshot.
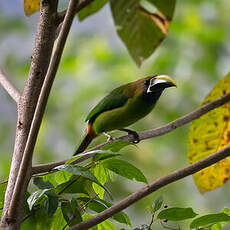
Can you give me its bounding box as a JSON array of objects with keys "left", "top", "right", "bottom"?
[
  {"left": 103, "top": 132, "right": 117, "bottom": 142},
  {"left": 131, "top": 132, "right": 140, "bottom": 144},
  {"left": 119, "top": 128, "right": 140, "bottom": 144}
]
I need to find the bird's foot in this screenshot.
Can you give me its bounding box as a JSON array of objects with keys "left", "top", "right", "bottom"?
[
  {"left": 119, "top": 128, "right": 140, "bottom": 144},
  {"left": 103, "top": 132, "right": 117, "bottom": 142}
]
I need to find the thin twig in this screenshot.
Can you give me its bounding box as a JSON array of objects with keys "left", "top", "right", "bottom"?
[
  {"left": 62, "top": 194, "right": 98, "bottom": 230},
  {"left": 69, "top": 145, "right": 230, "bottom": 230},
  {"left": 32, "top": 92, "right": 230, "bottom": 175},
  {"left": 58, "top": 176, "right": 81, "bottom": 195},
  {"left": 57, "top": 0, "right": 95, "bottom": 24},
  {"left": 148, "top": 214, "right": 155, "bottom": 230},
  {"left": 80, "top": 194, "right": 98, "bottom": 212},
  {"left": 0, "top": 180, "right": 8, "bottom": 185},
  {"left": 0, "top": 69, "right": 21, "bottom": 103},
  {"left": 22, "top": 206, "right": 40, "bottom": 223}
]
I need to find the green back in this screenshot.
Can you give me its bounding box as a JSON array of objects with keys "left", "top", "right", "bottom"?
[{"left": 86, "top": 84, "right": 131, "bottom": 123}]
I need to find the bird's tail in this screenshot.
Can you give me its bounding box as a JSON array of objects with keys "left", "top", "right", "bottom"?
[{"left": 74, "top": 125, "right": 97, "bottom": 156}]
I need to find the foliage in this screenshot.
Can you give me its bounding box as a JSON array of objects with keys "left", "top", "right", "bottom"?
[
  {"left": 188, "top": 72, "right": 230, "bottom": 193},
  {"left": 24, "top": 140, "right": 141, "bottom": 228},
  {"left": 1, "top": 0, "right": 230, "bottom": 229},
  {"left": 78, "top": 0, "right": 109, "bottom": 21},
  {"left": 110, "top": 0, "right": 176, "bottom": 65},
  {"left": 134, "top": 197, "right": 230, "bottom": 230},
  {"left": 24, "top": 0, "right": 176, "bottom": 66}
]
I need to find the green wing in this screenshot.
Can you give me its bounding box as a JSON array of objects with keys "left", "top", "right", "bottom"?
[{"left": 86, "top": 85, "right": 131, "bottom": 123}]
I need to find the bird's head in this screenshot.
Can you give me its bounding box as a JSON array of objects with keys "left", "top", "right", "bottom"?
[{"left": 146, "top": 75, "right": 177, "bottom": 94}]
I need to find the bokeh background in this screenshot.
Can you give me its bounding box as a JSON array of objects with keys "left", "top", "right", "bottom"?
[{"left": 1, "top": 0, "right": 230, "bottom": 229}]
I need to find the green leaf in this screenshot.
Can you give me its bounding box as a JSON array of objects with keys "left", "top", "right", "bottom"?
[
  {"left": 222, "top": 208, "right": 230, "bottom": 216},
  {"left": 21, "top": 207, "right": 66, "bottom": 230},
  {"left": 93, "top": 152, "right": 120, "bottom": 162},
  {"left": 102, "top": 159, "right": 148, "bottom": 183},
  {"left": 78, "top": 0, "right": 109, "bottom": 21},
  {"left": 70, "top": 199, "right": 83, "bottom": 225},
  {"left": 0, "top": 183, "right": 7, "bottom": 209},
  {"left": 27, "top": 189, "right": 49, "bottom": 210},
  {"left": 55, "top": 165, "right": 111, "bottom": 197},
  {"left": 0, "top": 183, "right": 7, "bottom": 217},
  {"left": 79, "top": 197, "right": 131, "bottom": 227},
  {"left": 33, "top": 177, "right": 54, "bottom": 189},
  {"left": 44, "top": 192, "right": 59, "bottom": 215},
  {"left": 82, "top": 212, "right": 116, "bottom": 230},
  {"left": 55, "top": 170, "right": 72, "bottom": 184},
  {"left": 61, "top": 201, "right": 73, "bottom": 222},
  {"left": 211, "top": 223, "right": 223, "bottom": 230},
  {"left": 66, "top": 150, "right": 112, "bottom": 164},
  {"left": 190, "top": 213, "right": 230, "bottom": 229},
  {"left": 157, "top": 207, "right": 197, "bottom": 221},
  {"left": 48, "top": 208, "right": 66, "bottom": 230},
  {"left": 110, "top": 0, "right": 176, "bottom": 66},
  {"left": 92, "top": 163, "right": 109, "bottom": 199},
  {"left": 210, "top": 208, "right": 230, "bottom": 229},
  {"left": 42, "top": 173, "right": 57, "bottom": 187},
  {"left": 152, "top": 196, "right": 163, "bottom": 212},
  {"left": 97, "top": 218, "right": 117, "bottom": 230},
  {"left": 102, "top": 140, "right": 132, "bottom": 152},
  {"left": 54, "top": 177, "right": 91, "bottom": 195},
  {"left": 61, "top": 199, "right": 82, "bottom": 226}
]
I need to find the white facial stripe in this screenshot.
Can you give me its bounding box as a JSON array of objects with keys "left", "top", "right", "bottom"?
[
  {"left": 147, "top": 79, "right": 167, "bottom": 93},
  {"left": 153, "top": 79, "right": 168, "bottom": 84},
  {"left": 147, "top": 86, "right": 152, "bottom": 93}
]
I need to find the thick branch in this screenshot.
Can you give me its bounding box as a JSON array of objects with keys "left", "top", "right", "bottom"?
[
  {"left": 0, "top": 69, "right": 21, "bottom": 103},
  {"left": 7, "top": 0, "right": 79, "bottom": 223},
  {"left": 1, "top": 1, "right": 58, "bottom": 229},
  {"left": 32, "top": 91, "right": 230, "bottom": 175},
  {"left": 69, "top": 145, "right": 230, "bottom": 230}
]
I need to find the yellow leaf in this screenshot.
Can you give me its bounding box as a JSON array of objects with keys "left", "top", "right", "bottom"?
[
  {"left": 24, "top": 0, "right": 40, "bottom": 16},
  {"left": 188, "top": 72, "right": 230, "bottom": 193}
]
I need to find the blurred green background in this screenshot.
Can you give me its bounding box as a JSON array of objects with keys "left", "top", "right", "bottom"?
[{"left": 1, "top": 0, "right": 230, "bottom": 229}]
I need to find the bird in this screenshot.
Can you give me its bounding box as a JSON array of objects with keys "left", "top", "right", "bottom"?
[{"left": 74, "top": 75, "right": 176, "bottom": 155}]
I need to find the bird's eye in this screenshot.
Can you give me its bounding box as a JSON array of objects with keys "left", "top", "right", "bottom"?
[{"left": 144, "top": 80, "right": 149, "bottom": 86}]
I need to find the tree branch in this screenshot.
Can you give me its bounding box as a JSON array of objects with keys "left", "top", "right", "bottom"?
[
  {"left": 31, "top": 91, "right": 230, "bottom": 175},
  {"left": 57, "top": 0, "right": 95, "bottom": 24},
  {"left": 1, "top": 1, "right": 58, "bottom": 228},
  {"left": 0, "top": 69, "right": 21, "bottom": 104},
  {"left": 6, "top": 0, "right": 80, "bottom": 224},
  {"left": 69, "top": 145, "right": 230, "bottom": 230}
]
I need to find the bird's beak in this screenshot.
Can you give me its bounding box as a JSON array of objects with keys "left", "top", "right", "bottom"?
[{"left": 147, "top": 75, "right": 177, "bottom": 93}]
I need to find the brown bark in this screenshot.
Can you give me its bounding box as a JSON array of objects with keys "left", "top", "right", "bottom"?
[{"left": 0, "top": 0, "right": 58, "bottom": 228}]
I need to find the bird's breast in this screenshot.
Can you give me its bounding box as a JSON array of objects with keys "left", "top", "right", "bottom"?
[{"left": 92, "top": 95, "right": 156, "bottom": 134}]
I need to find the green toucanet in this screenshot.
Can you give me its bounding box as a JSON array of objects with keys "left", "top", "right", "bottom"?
[{"left": 74, "top": 75, "right": 176, "bottom": 155}]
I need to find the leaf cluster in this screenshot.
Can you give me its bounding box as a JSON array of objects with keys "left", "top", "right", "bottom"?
[
  {"left": 134, "top": 196, "right": 230, "bottom": 230},
  {"left": 23, "top": 140, "right": 147, "bottom": 229}
]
